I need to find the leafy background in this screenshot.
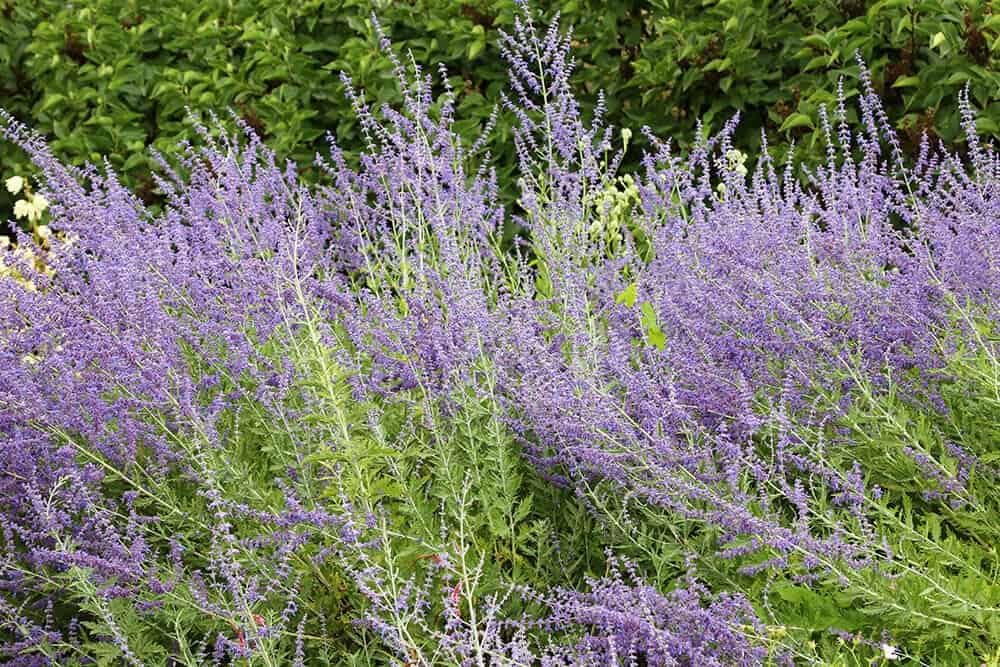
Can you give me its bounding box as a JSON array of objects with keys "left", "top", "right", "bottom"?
[{"left": 1, "top": 0, "right": 999, "bottom": 220}]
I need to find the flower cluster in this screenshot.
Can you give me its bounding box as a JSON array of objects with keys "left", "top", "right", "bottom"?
[{"left": 6, "top": 174, "right": 49, "bottom": 223}]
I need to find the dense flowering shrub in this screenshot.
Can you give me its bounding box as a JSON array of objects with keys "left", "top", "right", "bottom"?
[
  {"left": 5, "top": 0, "right": 1000, "bottom": 224},
  {"left": 3, "top": 4, "right": 1000, "bottom": 665}
]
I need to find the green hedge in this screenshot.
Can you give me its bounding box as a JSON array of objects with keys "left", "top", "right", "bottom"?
[{"left": 1, "top": 0, "right": 999, "bottom": 215}]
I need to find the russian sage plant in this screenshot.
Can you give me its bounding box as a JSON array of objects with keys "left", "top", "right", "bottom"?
[{"left": 3, "top": 3, "right": 1000, "bottom": 665}]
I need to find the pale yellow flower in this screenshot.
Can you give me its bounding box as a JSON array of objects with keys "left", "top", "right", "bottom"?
[
  {"left": 5, "top": 176, "right": 24, "bottom": 195},
  {"left": 32, "top": 193, "right": 49, "bottom": 213},
  {"left": 13, "top": 194, "right": 48, "bottom": 223},
  {"left": 725, "top": 149, "right": 748, "bottom": 177},
  {"left": 13, "top": 199, "right": 32, "bottom": 220}
]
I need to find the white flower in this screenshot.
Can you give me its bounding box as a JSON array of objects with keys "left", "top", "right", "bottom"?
[
  {"left": 5, "top": 175, "right": 23, "bottom": 195},
  {"left": 35, "top": 224, "right": 52, "bottom": 240},
  {"left": 13, "top": 199, "right": 32, "bottom": 220},
  {"left": 31, "top": 193, "right": 49, "bottom": 213},
  {"left": 881, "top": 643, "right": 899, "bottom": 661},
  {"left": 725, "top": 149, "right": 749, "bottom": 176},
  {"left": 13, "top": 195, "right": 47, "bottom": 223},
  {"left": 621, "top": 127, "right": 632, "bottom": 149}
]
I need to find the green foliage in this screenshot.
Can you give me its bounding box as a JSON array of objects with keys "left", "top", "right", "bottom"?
[
  {"left": 15, "top": 213, "right": 1000, "bottom": 665},
  {"left": 13, "top": 265, "right": 622, "bottom": 665},
  {"left": 564, "top": 292, "right": 1000, "bottom": 664},
  {"left": 737, "top": 314, "right": 1000, "bottom": 665},
  {"left": 6, "top": 2, "right": 1000, "bottom": 662},
  {"left": 633, "top": 0, "right": 1000, "bottom": 155},
  {"left": 3, "top": 0, "right": 999, "bottom": 222}
]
